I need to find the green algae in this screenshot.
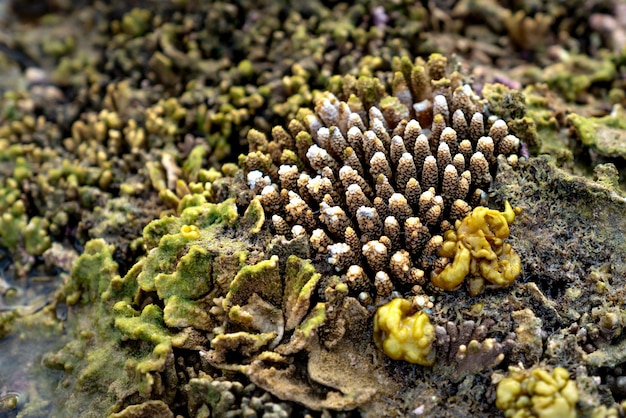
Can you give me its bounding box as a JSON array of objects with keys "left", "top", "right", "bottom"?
[
  {"left": 113, "top": 303, "right": 179, "bottom": 375},
  {"left": 120, "top": 8, "right": 152, "bottom": 38},
  {"left": 37, "top": 180, "right": 286, "bottom": 413},
  {"left": 141, "top": 198, "right": 238, "bottom": 250},
  {"left": 224, "top": 256, "right": 282, "bottom": 310},
  {"left": 0, "top": 311, "right": 17, "bottom": 340},
  {"left": 0, "top": 204, "right": 50, "bottom": 259},
  {"left": 138, "top": 199, "right": 242, "bottom": 294},
  {"left": 482, "top": 83, "right": 527, "bottom": 121},
  {"left": 543, "top": 54, "right": 617, "bottom": 102},
  {"left": 241, "top": 197, "right": 265, "bottom": 234},
  {"left": 567, "top": 113, "right": 598, "bottom": 148},
  {"left": 482, "top": 82, "right": 547, "bottom": 155},
  {"left": 182, "top": 145, "right": 206, "bottom": 183},
  {"left": 514, "top": 84, "right": 569, "bottom": 161},
  {"left": 283, "top": 255, "right": 321, "bottom": 331},
  {"left": 162, "top": 295, "right": 213, "bottom": 331},
  {"left": 44, "top": 240, "right": 138, "bottom": 417},
  {"left": 133, "top": 197, "right": 249, "bottom": 335},
  {"left": 110, "top": 400, "right": 174, "bottom": 418},
  {"left": 153, "top": 245, "right": 212, "bottom": 300},
  {"left": 568, "top": 111, "right": 626, "bottom": 160},
  {"left": 41, "top": 194, "right": 253, "bottom": 416},
  {"left": 62, "top": 240, "right": 128, "bottom": 306},
  {"left": 295, "top": 302, "right": 327, "bottom": 339}
]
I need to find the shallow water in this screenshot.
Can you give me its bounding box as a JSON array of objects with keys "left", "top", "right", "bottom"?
[
  {"left": 0, "top": 330, "right": 65, "bottom": 417},
  {"left": 0, "top": 261, "right": 66, "bottom": 416}
]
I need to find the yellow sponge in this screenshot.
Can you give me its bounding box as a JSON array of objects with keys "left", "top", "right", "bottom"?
[
  {"left": 431, "top": 201, "right": 522, "bottom": 295},
  {"left": 496, "top": 366, "right": 579, "bottom": 418},
  {"left": 373, "top": 298, "right": 435, "bottom": 366}
]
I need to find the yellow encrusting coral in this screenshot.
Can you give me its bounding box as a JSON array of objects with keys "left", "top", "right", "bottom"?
[
  {"left": 431, "top": 201, "right": 522, "bottom": 295},
  {"left": 496, "top": 366, "right": 579, "bottom": 418},
  {"left": 373, "top": 298, "right": 435, "bottom": 366}
]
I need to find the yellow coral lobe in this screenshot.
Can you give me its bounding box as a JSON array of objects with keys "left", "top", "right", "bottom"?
[
  {"left": 373, "top": 298, "right": 435, "bottom": 366},
  {"left": 502, "top": 200, "right": 521, "bottom": 224},
  {"left": 496, "top": 366, "right": 578, "bottom": 418},
  {"left": 180, "top": 224, "right": 200, "bottom": 240},
  {"left": 495, "top": 378, "right": 521, "bottom": 410},
  {"left": 431, "top": 243, "right": 470, "bottom": 290},
  {"left": 430, "top": 201, "right": 521, "bottom": 294}
]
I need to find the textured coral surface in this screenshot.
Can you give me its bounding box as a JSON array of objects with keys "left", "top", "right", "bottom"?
[{"left": 1, "top": 1, "right": 626, "bottom": 418}]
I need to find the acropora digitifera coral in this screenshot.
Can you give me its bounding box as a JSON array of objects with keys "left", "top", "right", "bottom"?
[
  {"left": 244, "top": 54, "right": 522, "bottom": 302},
  {"left": 373, "top": 297, "right": 435, "bottom": 365}
]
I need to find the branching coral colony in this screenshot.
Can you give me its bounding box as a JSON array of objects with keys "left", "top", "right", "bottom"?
[{"left": 243, "top": 54, "right": 523, "bottom": 362}]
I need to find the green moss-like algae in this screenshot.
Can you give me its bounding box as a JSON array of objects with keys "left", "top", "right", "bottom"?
[
  {"left": 542, "top": 53, "right": 616, "bottom": 102},
  {"left": 113, "top": 303, "right": 181, "bottom": 375},
  {"left": 0, "top": 198, "right": 51, "bottom": 258},
  {"left": 139, "top": 198, "right": 239, "bottom": 291},
  {"left": 297, "top": 302, "right": 327, "bottom": 339},
  {"left": 224, "top": 255, "right": 282, "bottom": 309},
  {"left": 132, "top": 198, "right": 247, "bottom": 336},
  {"left": 482, "top": 82, "right": 546, "bottom": 154},
  {"left": 153, "top": 245, "right": 211, "bottom": 300},
  {"left": 43, "top": 197, "right": 250, "bottom": 416},
  {"left": 162, "top": 295, "right": 212, "bottom": 331},
  {"left": 283, "top": 255, "right": 321, "bottom": 331},
  {"left": 0, "top": 311, "right": 17, "bottom": 339},
  {"left": 62, "top": 240, "right": 130, "bottom": 306},
  {"left": 482, "top": 83, "right": 526, "bottom": 120},
  {"left": 567, "top": 113, "right": 598, "bottom": 148},
  {"left": 568, "top": 111, "right": 626, "bottom": 159},
  {"left": 241, "top": 197, "right": 265, "bottom": 234},
  {"left": 44, "top": 239, "right": 140, "bottom": 417}
]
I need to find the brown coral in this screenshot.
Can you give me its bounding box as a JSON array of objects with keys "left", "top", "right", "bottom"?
[{"left": 242, "top": 55, "right": 522, "bottom": 300}]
